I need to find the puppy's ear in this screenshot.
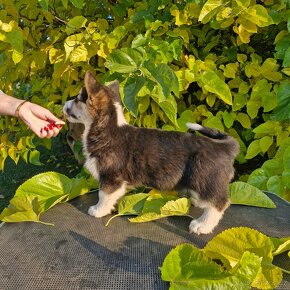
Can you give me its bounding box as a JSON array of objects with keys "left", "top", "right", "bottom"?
[
  {"left": 108, "top": 81, "right": 120, "bottom": 101},
  {"left": 84, "top": 71, "right": 101, "bottom": 96}
]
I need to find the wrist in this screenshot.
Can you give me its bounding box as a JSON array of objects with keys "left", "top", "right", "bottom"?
[{"left": 16, "top": 100, "right": 30, "bottom": 119}]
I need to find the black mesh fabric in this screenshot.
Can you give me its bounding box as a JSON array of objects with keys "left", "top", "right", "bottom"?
[{"left": 0, "top": 192, "right": 289, "bottom": 290}]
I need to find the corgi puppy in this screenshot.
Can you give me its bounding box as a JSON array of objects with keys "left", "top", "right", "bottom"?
[{"left": 63, "top": 71, "right": 239, "bottom": 234}]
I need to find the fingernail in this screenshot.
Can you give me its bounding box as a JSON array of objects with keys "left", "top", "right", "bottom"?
[
  {"left": 55, "top": 121, "right": 65, "bottom": 125},
  {"left": 40, "top": 128, "right": 43, "bottom": 134},
  {"left": 44, "top": 127, "right": 48, "bottom": 132}
]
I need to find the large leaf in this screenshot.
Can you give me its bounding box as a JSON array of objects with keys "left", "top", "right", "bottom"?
[
  {"left": 198, "top": 0, "right": 223, "bottom": 24},
  {"left": 229, "top": 181, "right": 276, "bottom": 208},
  {"left": 66, "top": 16, "right": 87, "bottom": 34},
  {"left": 129, "top": 196, "right": 190, "bottom": 223},
  {"left": 123, "top": 76, "right": 146, "bottom": 117},
  {"left": 204, "top": 227, "right": 282, "bottom": 289},
  {"left": 272, "top": 80, "right": 290, "bottom": 121},
  {"left": 105, "top": 48, "right": 144, "bottom": 73},
  {"left": 201, "top": 70, "right": 232, "bottom": 105},
  {"left": 0, "top": 172, "right": 92, "bottom": 224},
  {"left": 161, "top": 244, "right": 261, "bottom": 290},
  {"left": 145, "top": 63, "right": 179, "bottom": 98}
]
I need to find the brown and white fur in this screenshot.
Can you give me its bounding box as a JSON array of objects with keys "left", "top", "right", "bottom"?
[{"left": 63, "top": 71, "right": 239, "bottom": 235}]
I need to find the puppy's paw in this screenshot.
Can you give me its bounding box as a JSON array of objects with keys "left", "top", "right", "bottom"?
[
  {"left": 88, "top": 205, "right": 111, "bottom": 218},
  {"left": 189, "top": 219, "right": 214, "bottom": 235}
]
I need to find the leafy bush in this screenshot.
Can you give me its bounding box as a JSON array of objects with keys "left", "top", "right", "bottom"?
[{"left": 0, "top": 0, "right": 289, "bottom": 199}]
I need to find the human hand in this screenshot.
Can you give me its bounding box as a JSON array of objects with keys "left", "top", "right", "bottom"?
[{"left": 18, "top": 102, "right": 65, "bottom": 138}]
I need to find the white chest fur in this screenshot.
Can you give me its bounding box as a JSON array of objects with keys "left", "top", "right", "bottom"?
[{"left": 82, "top": 124, "right": 99, "bottom": 180}]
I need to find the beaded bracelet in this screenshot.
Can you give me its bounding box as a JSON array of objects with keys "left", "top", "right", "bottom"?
[{"left": 15, "top": 100, "right": 29, "bottom": 118}]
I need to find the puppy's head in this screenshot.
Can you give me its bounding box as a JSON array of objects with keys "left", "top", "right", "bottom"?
[{"left": 63, "top": 71, "right": 120, "bottom": 124}]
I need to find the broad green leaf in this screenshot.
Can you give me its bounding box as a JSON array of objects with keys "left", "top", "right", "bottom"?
[
  {"left": 29, "top": 150, "right": 43, "bottom": 166},
  {"left": 0, "top": 172, "right": 92, "bottom": 224},
  {"left": 146, "top": 63, "right": 179, "bottom": 98},
  {"left": 245, "top": 140, "right": 261, "bottom": 159},
  {"left": 69, "top": 0, "right": 83, "bottom": 9},
  {"left": 272, "top": 80, "right": 290, "bottom": 121},
  {"left": 283, "top": 147, "right": 290, "bottom": 170},
  {"left": 233, "top": 93, "right": 247, "bottom": 111},
  {"left": 271, "top": 237, "right": 290, "bottom": 256},
  {"left": 203, "top": 116, "right": 224, "bottom": 132},
  {"left": 6, "top": 26, "right": 23, "bottom": 64},
  {"left": 38, "top": 0, "right": 49, "bottom": 11},
  {"left": 229, "top": 181, "right": 276, "bottom": 208},
  {"left": 201, "top": 71, "right": 232, "bottom": 105},
  {"left": 118, "top": 193, "right": 149, "bottom": 215},
  {"left": 253, "top": 121, "right": 280, "bottom": 136},
  {"left": 223, "top": 111, "right": 236, "bottom": 128},
  {"left": 275, "top": 35, "right": 290, "bottom": 61},
  {"left": 129, "top": 195, "right": 190, "bottom": 223},
  {"left": 244, "top": 5, "right": 269, "bottom": 27},
  {"left": 66, "top": 16, "right": 87, "bottom": 34},
  {"left": 64, "top": 33, "right": 83, "bottom": 60},
  {"left": 105, "top": 48, "right": 143, "bottom": 73},
  {"left": 159, "top": 95, "right": 178, "bottom": 126},
  {"left": 198, "top": 0, "right": 223, "bottom": 24},
  {"left": 267, "top": 175, "right": 284, "bottom": 197},
  {"left": 160, "top": 198, "right": 191, "bottom": 216},
  {"left": 204, "top": 227, "right": 282, "bottom": 289},
  {"left": 247, "top": 168, "right": 268, "bottom": 190},
  {"left": 259, "top": 136, "right": 273, "bottom": 153},
  {"left": 123, "top": 76, "right": 146, "bottom": 117},
  {"left": 0, "top": 195, "right": 53, "bottom": 225},
  {"left": 69, "top": 44, "right": 88, "bottom": 62},
  {"left": 161, "top": 243, "right": 260, "bottom": 290},
  {"left": 236, "top": 112, "right": 251, "bottom": 128}
]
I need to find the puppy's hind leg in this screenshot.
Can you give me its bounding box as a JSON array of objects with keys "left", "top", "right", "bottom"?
[
  {"left": 189, "top": 191, "right": 229, "bottom": 235},
  {"left": 88, "top": 182, "right": 126, "bottom": 218}
]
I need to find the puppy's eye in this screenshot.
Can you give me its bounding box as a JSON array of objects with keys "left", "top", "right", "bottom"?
[{"left": 75, "top": 98, "right": 79, "bottom": 104}]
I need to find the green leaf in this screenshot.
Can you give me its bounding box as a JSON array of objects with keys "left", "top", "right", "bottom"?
[
  {"left": 159, "top": 95, "right": 178, "bottom": 126},
  {"left": 201, "top": 71, "right": 232, "bottom": 105},
  {"left": 6, "top": 27, "right": 23, "bottom": 64},
  {"left": 198, "top": 0, "right": 223, "bottom": 24},
  {"left": 117, "top": 193, "right": 149, "bottom": 215},
  {"left": 29, "top": 150, "right": 43, "bottom": 166},
  {"left": 38, "top": 0, "right": 49, "bottom": 11},
  {"left": 245, "top": 140, "right": 261, "bottom": 159},
  {"left": 283, "top": 147, "right": 290, "bottom": 170},
  {"left": 267, "top": 175, "right": 284, "bottom": 197},
  {"left": 66, "top": 16, "right": 87, "bottom": 34},
  {"left": 161, "top": 243, "right": 260, "bottom": 290},
  {"left": 223, "top": 111, "right": 236, "bottom": 128},
  {"left": 105, "top": 48, "right": 143, "bottom": 73},
  {"left": 229, "top": 181, "right": 276, "bottom": 208},
  {"left": 69, "top": 0, "right": 83, "bottom": 9},
  {"left": 0, "top": 172, "right": 91, "bottom": 224},
  {"left": 247, "top": 168, "right": 268, "bottom": 190},
  {"left": 129, "top": 195, "right": 190, "bottom": 223},
  {"left": 236, "top": 113, "right": 251, "bottom": 129},
  {"left": 69, "top": 43, "right": 88, "bottom": 62},
  {"left": 273, "top": 80, "right": 290, "bottom": 121},
  {"left": 146, "top": 63, "right": 179, "bottom": 98},
  {"left": 123, "top": 76, "right": 146, "bottom": 117},
  {"left": 271, "top": 237, "right": 290, "bottom": 256},
  {"left": 204, "top": 227, "right": 282, "bottom": 289},
  {"left": 259, "top": 136, "right": 273, "bottom": 153}
]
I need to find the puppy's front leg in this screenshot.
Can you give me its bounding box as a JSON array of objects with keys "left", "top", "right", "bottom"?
[{"left": 88, "top": 182, "right": 126, "bottom": 218}]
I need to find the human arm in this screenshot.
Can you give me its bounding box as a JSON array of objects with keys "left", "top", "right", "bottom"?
[{"left": 0, "top": 92, "right": 65, "bottom": 138}]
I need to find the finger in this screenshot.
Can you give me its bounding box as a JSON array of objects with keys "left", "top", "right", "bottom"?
[{"left": 44, "top": 111, "right": 64, "bottom": 124}]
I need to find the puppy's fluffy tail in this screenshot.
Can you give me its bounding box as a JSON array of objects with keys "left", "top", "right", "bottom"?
[{"left": 186, "top": 123, "right": 240, "bottom": 158}]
